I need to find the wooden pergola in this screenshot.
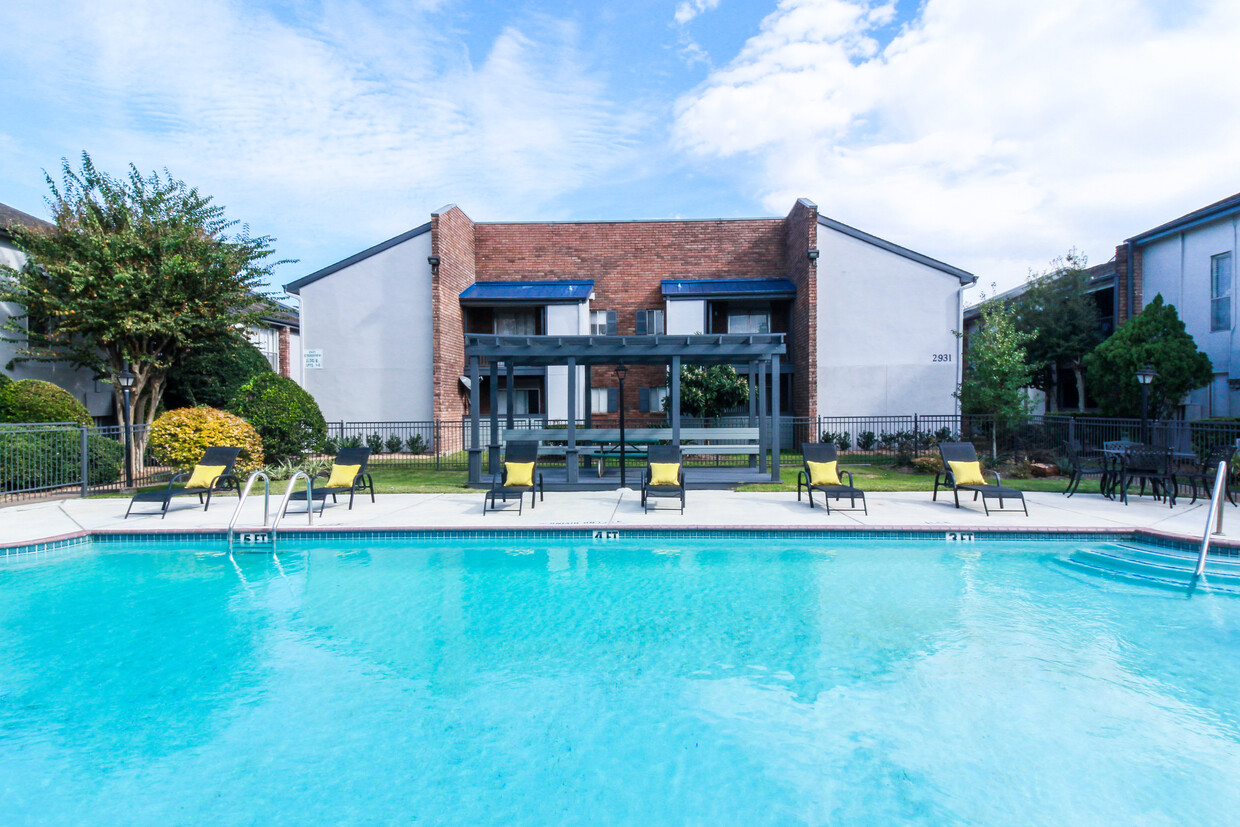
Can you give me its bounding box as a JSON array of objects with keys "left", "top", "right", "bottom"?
[{"left": 463, "top": 333, "right": 787, "bottom": 486}]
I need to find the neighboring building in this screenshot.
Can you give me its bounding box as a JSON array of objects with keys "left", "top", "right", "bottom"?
[
  {"left": 0, "top": 202, "right": 114, "bottom": 418},
  {"left": 1119, "top": 192, "right": 1240, "bottom": 419},
  {"left": 962, "top": 259, "right": 1117, "bottom": 412},
  {"left": 246, "top": 299, "right": 303, "bottom": 384},
  {"left": 286, "top": 199, "right": 976, "bottom": 424}
]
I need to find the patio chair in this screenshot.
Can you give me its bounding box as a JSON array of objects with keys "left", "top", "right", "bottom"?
[
  {"left": 797, "top": 442, "right": 867, "bottom": 514},
  {"left": 932, "top": 442, "right": 1028, "bottom": 516},
  {"left": 1062, "top": 440, "right": 1115, "bottom": 499},
  {"left": 641, "top": 444, "right": 685, "bottom": 514},
  {"left": 125, "top": 446, "right": 242, "bottom": 519},
  {"left": 484, "top": 441, "right": 543, "bottom": 515},
  {"left": 1183, "top": 444, "right": 1237, "bottom": 506},
  {"left": 1114, "top": 445, "right": 1176, "bottom": 507},
  {"left": 289, "top": 447, "right": 375, "bottom": 515}
]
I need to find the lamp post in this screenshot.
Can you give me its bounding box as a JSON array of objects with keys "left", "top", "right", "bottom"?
[
  {"left": 1136, "top": 364, "right": 1157, "bottom": 444},
  {"left": 614, "top": 364, "right": 628, "bottom": 488},
  {"left": 117, "top": 365, "right": 136, "bottom": 488}
]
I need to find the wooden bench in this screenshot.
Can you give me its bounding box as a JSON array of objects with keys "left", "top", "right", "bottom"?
[{"left": 499, "top": 426, "right": 762, "bottom": 475}]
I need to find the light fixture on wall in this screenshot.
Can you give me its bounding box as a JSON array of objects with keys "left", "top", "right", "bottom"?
[
  {"left": 807, "top": 249, "right": 820, "bottom": 262},
  {"left": 427, "top": 255, "right": 441, "bottom": 275}
]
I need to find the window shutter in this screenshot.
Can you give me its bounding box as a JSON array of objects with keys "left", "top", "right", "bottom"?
[
  {"left": 639, "top": 387, "right": 650, "bottom": 413},
  {"left": 607, "top": 387, "right": 619, "bottom": 413},
  {"left": 635, "top": 309, "right": 646, "bottom": 335},
  {"left": 606, "top": 310, "right": 617, "bottom": 335}
]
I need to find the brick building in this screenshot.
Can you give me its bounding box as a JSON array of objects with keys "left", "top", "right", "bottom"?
[{"left": 286, "top": 198, "right": 975, "bottom": 424}]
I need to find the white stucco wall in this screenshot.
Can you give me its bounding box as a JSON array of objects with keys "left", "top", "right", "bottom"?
[
  {"left": 0, "top": 238, "right": 114, "bottom": 418},
  {"left": 816, "top": 227, "right": 965, "bottom": 416},
  {"left": 665, "top": 299, "right": 706, "bottom": 335},
  {"left": 1139, "top": 215, "right": 1240, "bottom": 416},
  {"left": 296, "top": 230, "right": 434, "bottom": 422},
  {"left": 544, "top": 302, "right": 587, "bottom": 419}
]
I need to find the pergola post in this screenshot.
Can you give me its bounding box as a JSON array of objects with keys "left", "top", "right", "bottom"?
[
  {"left": 748, "top": 361, "right": 758, "bottom": 469},
  {"left": 505, "top": 362, "right": 515, "bottom": 430},
  {"left": 671, "top": 356, "right": 681, "bottom": 446},
  {"left": 584, "top": 365, "right": 593, "bottom": 427},
  {"left": 758, "top": 361, "right": 767, "bottom": 474},
  {"left": 566, "top": 357, "right": 579, "bottom": 483},
  {"left": 468, "top": 355, "right": 482, "bottom": 484},
  {"left": 771, "top": 353, "right": 781, "bottom": 482},
  {"left": 488, "top": 361, "right": 500, "bottom": 474}
]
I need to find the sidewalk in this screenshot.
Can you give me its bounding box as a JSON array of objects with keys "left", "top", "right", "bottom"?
[{"left": 2, "top": 486, "right": 1229, "bottom": 549}]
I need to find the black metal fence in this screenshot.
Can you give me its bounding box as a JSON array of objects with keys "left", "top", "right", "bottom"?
[{"left": 0, "top": 422, "right": 166, "bottom": 503}]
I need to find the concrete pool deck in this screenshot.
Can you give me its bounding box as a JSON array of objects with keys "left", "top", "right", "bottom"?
[{"left": 3, "top": 486, "right": 1236, "bottom": 549}]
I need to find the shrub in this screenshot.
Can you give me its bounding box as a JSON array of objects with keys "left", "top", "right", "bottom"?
[
  {"left": 0, "top": 372, "right": 11, "bottom": 391},
  {"left": 406, "top": 434, "right": 428, "bottom": 454},
  {"left": 385, "top": 434, "right": 404, "bottom": 454},
  {"left": 322, "top": 436, "right": 340, "bottom": 455},
  {"left": 262, "top": 456, "right": 332, "bottom": 481},
  {"left": 164, "top": 336, "right": 273, "bottom": 410},
  {"left": 0, "top": 431, "right": 123, "bottom": 491},
  {"left": 226, "top": 374, "right": 327, "bottom": 463},
  {"left": 0, "top": 379, "right": 92, "bottom": 425},
  {"left": 820, "top": 430, "right": 852, "bottom": 451},
  {"left": 366, "top": 433, "right": 384, "bottom": 454},
  {"left": 148, "top": 407, "right": 264, "bottom": 473},
  {"left": 857, "top": 431, "right": 877, "bottom": 451},
  {"left": 910, "top": 456, "right": 942, "bottom": 474}
]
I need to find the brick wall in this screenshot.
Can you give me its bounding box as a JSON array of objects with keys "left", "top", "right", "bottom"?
[
  {"left": 278, "top": 326, "right": 290, "bottom": 378},
  {"left": 475, "top": 218, "right": 790, "bottom": 415},
  {"left": 783, "top": 199, "right": 817, "bottom": 419},
  {"left": 431, "top": 206, "right": 477, "bottom": 421}
]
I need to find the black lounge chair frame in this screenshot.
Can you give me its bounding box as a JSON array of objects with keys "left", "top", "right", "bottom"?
[
  {"left": 290, "top": 447, "right": 376, "bottom": 515},
  {"left": 125, "top": 446, "right": 242, "bottom": 519},
  {"left": 797, "top": 442, "right": 867, "bottom": 514},
  {"left": 933, "top": 442, "right": 1028, "bottom": 516},
  {"left": 641, "top": 444, "right": 685, "bottom": 514},
  {"left": 484, "top": 441, "right": 544, "bottom": 515},
  {"left": 1062, "top": 439, "right": 1115, "bottom": 498}
]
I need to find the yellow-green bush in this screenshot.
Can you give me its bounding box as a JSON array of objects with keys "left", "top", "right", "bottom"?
[
  {"left": 148, "top": 407, "right": 264, "bottom": 473},
  {"left": 910, "top": 456, "right": 942, "bottom": 474}
]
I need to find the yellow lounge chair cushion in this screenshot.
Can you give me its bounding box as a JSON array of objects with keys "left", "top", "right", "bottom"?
[
  {"left": 649, "top": 462, "right": 680, "bottom": 486},
  {"left": 327, "top": 463, "right": 362, "bottom": 489},
  {"left": 504, "top": 461, "right": 535, "bottom": 487},
  {"left": 185, "top": 465, "right": 226, "bottom": 489},
  {"left": 949, "top": 460, "right": 986, "bottom": 486},
  {"left": 806, "top": 460, "right": 840, "bottom": 486}
]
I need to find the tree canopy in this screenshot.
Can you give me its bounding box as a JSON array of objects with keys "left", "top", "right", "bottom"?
[
  {"left": 1011, "top": 249, "right": 1104, "bottom": 412},
  {"left": 666, "top": 364, "right": 750, "bottom": 419},
  {"left": 0, "top": 152, "right": 288, "bottom": 425},
  {"left": 956, "top": 290, "right": 1036, "bottom": 428},
  {"left": 1084, "top": 294, "right": 1212, "bottom": 418}
]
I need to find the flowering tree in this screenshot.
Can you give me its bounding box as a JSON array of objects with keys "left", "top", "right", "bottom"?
[{"left": 0, "top": 152, "right": 287, "bottom": 426}]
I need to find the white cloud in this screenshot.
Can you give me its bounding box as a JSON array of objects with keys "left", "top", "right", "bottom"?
[
  {"left": 675, "top": 0, "right": 722, "bottom": 25},
  {"left": 673, "top": 0, "right": 1240, "bottom": 291},
  {"left": 0, "top": 0, "right": 644, "bottom": 282}
]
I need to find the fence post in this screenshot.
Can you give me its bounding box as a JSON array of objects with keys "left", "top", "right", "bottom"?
[
  {"left": 80, "top": 426, "right": 89, "bottom": 497},
  {"left": 435, "top": 420, "right": 441, "bottom": 471},
  {"left": 913, "top": 413, "right": 920, "bottom": 458}
]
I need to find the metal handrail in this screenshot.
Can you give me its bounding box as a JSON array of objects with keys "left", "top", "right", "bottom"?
[
  {"left": 269, "top": 471, "right": 314, "bottom": 553},
  {"left": 1195, "top": 461, "right": 1228, "bottom": 577},
  {"left": 228, "top": 471, "right": 270, "bottom": 552}
]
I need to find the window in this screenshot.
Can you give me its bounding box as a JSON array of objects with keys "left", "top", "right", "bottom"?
[
  {"left": 498, "top": 388, "right": 540, "bottom": 415},
  {"left": 591, "top": 387, "right": 617, "bottom": 413},
  {"left": 728, "top": 308, "right": 770, "bottom": 334},
  {"left": 635, "top": 308, "right": 664, "bottom": 335},
  {"left": 495, "top": 309, "right": 538, "bottom": 336},
  {"left": 1212, "top": 253, "right": 1232, "bottom": 331},
  {"left": 639, "top": 386, "right": 668, "bottom": 413},
  {"left": 590, "top": 310, "right": 616, "bottom": 335}
]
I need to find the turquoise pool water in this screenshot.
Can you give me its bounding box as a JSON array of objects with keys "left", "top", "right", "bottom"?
[{"left": 3, "top": 536, "right": 1240, "bottom": 824}]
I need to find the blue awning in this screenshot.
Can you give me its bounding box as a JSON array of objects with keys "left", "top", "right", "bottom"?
[
  {"left": 661, "top": 278, "right": 796, "bottom": 299},
  {"left": 460, "top": 280, "right": 594, "bottom": 304}
]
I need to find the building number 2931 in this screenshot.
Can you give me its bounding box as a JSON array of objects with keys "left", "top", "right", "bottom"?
[{"left": 931, "top": 353, "right": 951, "bottom": 362}]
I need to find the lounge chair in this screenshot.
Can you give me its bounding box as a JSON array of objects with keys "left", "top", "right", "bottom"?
[
  {"left": 290, "top": 447, "right": 375, "bottom": 515},
  {"left": 641, "top": 444, "right": 685, "bottom": 514},
  {"left": 125, "top": 446, "right": 242, "bottom": 519},
  {"left": 933, "top": 442, "right": 1027, "bottom": 516},
  {"left": 484, "top": 441, "right": 543, "bottom": 515},
  {"left": 797, "top": 442, "right": 867, "bottom": 514}
]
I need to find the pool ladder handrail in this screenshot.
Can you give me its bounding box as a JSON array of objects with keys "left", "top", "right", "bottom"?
[
  {"left": 228, "top": 470, "right": 314, "bottom": 553},
  {"left": 1195, "top": 460, "right": 1227, "bottom": 577}
]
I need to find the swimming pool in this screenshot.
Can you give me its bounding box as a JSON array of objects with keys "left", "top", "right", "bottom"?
[{"left": 3, "top": 534, "right": 1240, "bottom": 824}]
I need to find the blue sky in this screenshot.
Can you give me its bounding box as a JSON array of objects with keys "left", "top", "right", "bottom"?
[{"left": 2, "top": 0, "right": 1238, "bottom": 301}]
